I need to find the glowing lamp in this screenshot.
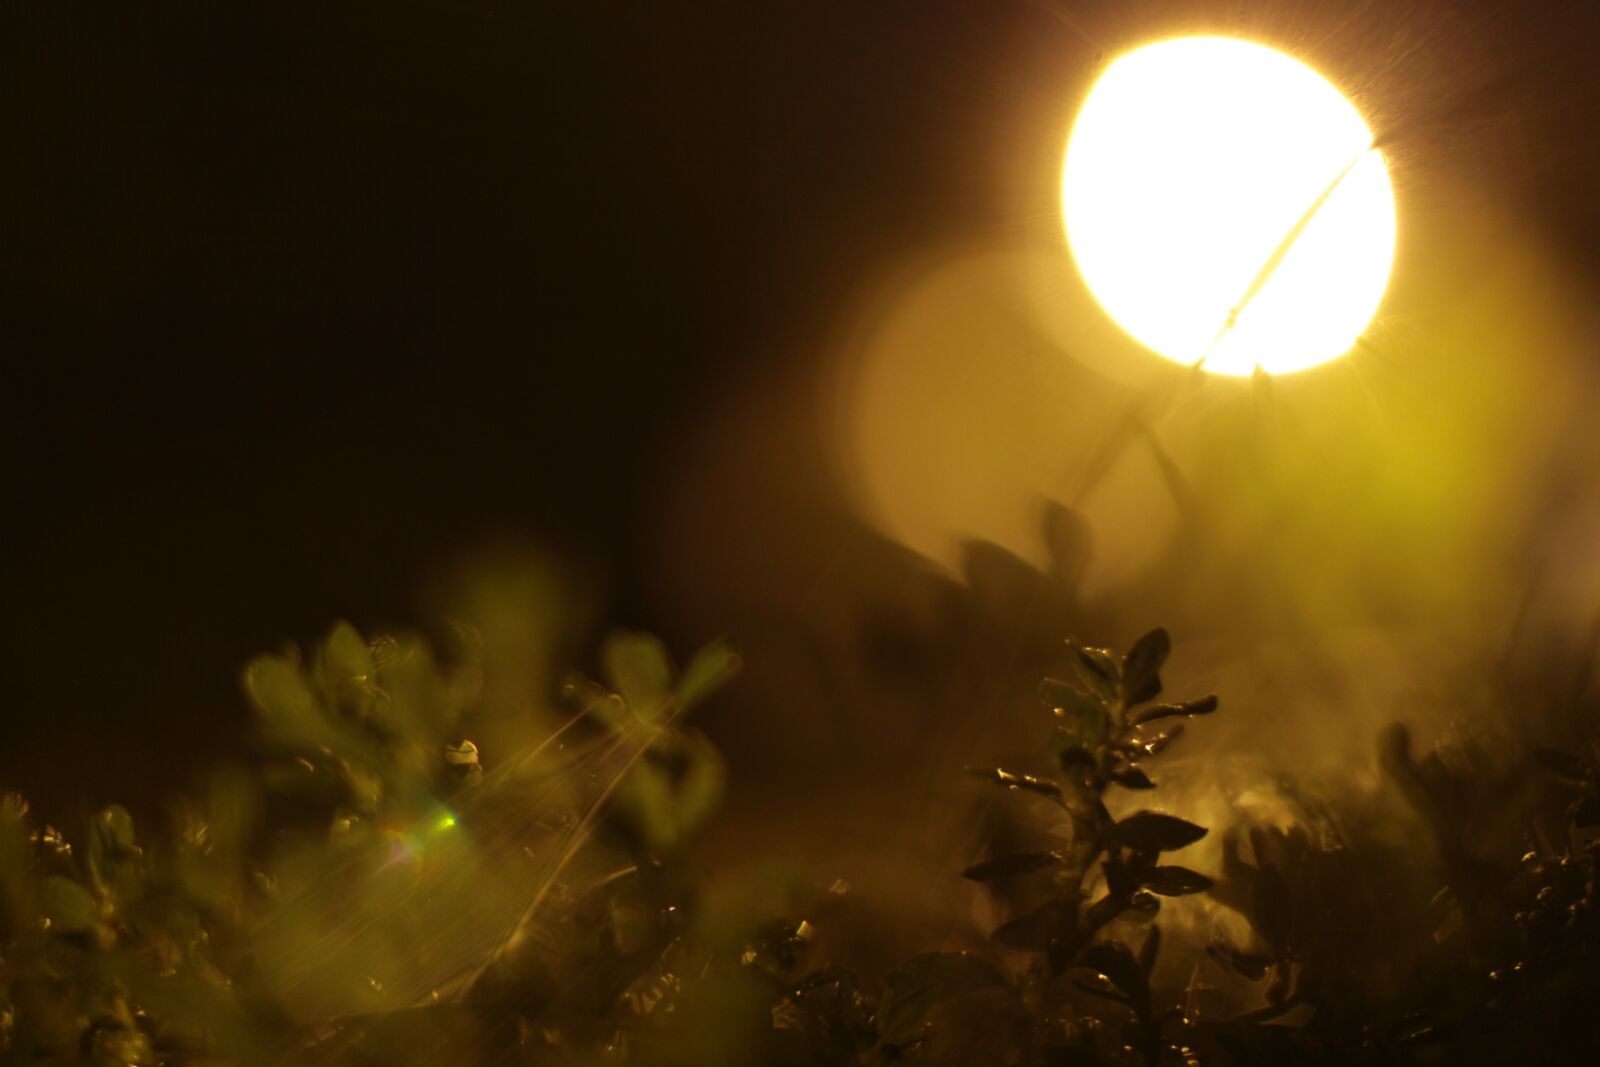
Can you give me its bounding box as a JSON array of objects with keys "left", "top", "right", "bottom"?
[{"left": 1061, "top": 36, "right": 1396, "bottom": 375}]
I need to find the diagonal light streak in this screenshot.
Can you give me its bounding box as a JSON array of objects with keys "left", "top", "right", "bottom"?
[{"left": 1198, "top": 144, "right": 1377, "bottom": 370}]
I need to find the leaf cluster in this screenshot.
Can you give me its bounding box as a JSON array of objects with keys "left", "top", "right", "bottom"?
[
  {"left": 8, "top": 614, "right": 1600, "bottom": 1067},
  {"left": 954, "top": 629, "right": 1220, "bottom": 1065}
]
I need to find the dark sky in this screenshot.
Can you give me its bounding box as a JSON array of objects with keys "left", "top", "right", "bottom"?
[
  {"left": 2, "top": 0, "right": 1037, "bottom": 806},
  {"left": 4, "top": 0, "right": 1598, "bottom": 809}
]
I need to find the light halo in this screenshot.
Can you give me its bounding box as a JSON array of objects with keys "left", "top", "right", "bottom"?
[{"left": 1061, "top": 35, "right": 1397, "bottom": 376}]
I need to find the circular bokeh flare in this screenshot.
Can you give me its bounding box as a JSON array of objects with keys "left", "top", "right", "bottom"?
[{"left": 1061, "top": 36, "right": 1397, "bottom": 376}]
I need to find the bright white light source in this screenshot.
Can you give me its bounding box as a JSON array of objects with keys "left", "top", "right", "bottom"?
[{"left": 1061, "top": 36, "right": 1396, "bottom": 376}]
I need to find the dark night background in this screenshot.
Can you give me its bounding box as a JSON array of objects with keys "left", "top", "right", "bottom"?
[{"left": 4, "top": 0, "right": 1599, "bottom": 813}]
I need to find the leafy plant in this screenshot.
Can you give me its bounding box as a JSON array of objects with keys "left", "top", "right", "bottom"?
[
  {"left": 0, "top": 620, "right": 741, "bottom": 1066},
  {"left": 6, "top": 610, "right": 1600, "bottom": 1067},
  {"left": 955, "top": 628, "right": 1219, "bottom": 1065}
]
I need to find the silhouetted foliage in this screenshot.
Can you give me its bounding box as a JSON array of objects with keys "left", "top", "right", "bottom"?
[{"left": 2, "top": 615, "right": 1598, "bottom": 1065}]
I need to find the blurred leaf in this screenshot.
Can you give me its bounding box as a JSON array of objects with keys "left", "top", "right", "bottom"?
[
  {"left": 1057, "top": 745, "right": 1097, "bottom": 774},
  {"left": 613, "top": 761, "right": 675, "bottom": 853},
  {"left": 1251, "top": 864, "right": 1292, "bottom": 954},
  {"left": 0, "top": 794, "right": 32, "bottom": 941},
  {"left": 318, "top": 621, "right": 372, "bottom": 687},
  {"left": 1122, "top": 628, "right": 1169, "bottom": 705},
  {"left": 1113, "top": 812, "right": 1208, "bottom": 852},
  {"left": 244, "top": 654, "right": 317, "bottom": 727},
  {"left": 1137, "top": 723, "right": 1186, "bottom": 757},
  {"left": 967, "top": 767, "right": 1063, "bottom": 801},
  {"left": 1104, "top": 857, "right": 1136, "bottom": 898},
  {"left": 91, "top": 1028, "right": 154, "bottom": 1066},
  {"left": 1071, "top": 977, "right": 1130, "bottom": 1005},
  {"left": 1038, "top": 679, "right": 1104, "bottom": 726},
  {"left": 1081, "top": 941, "right": 1146, "bottom": 1008},
  {"left": 671, "top": 729, "right": 728, "bottom": 844},
  {"left": 342, "top": 762, "right": 384, "bottom": 813},
  {"left": 1042, "top": 502, "right": 1090, "bottom": 583},
  {"left": 1142, "top": 866, "right": 1213, "bottom": 896},
  {"left": 560, "top": 669, "right": 611, "bottom": 710},
  {"left": 565, "top": 670, "right": 637, "bottom": 734},
  {"left": 674, "top": 638, "right": 741, "bottom": 715},
  {"left": 962, "top": 852, "right": 1061, "bottom": 881},
  {"left": 1267, "top": 961, "right": 1292, "bottom": 1005},
  {"left": 1041, "top": 679, "right": 1109, "bottom": 748},
  {"left": 443, "top": 739, "right": 479, "bottom": 768},
  {"left": 612, "top": 729, "right": 727, "bottom": 854},
  {"left": 0, "top": 791, "right": 27, "bottom": 822},
  {"left": 243, "top": 649, "right": 366, "bottom": 760},
  {"left": 1121, "top": 891, "right": 1161, "bottom": 923},
  {"left": 88, "top": 805, "right": 140, "bottom": 899},
  {"left": 603, "top": 631, "right": 675, "bottom": 722},
  {"left": 1112, "top": 767, "right": 1155, "bottom": 790},
  {"left": 1137, "top": 925, "right": 1162, "bottom": 976},
  {"left": 378, "top": 636, "right": 463, "bottom": 737},
  {"left": 1133, "top": 695, "right": 1218, "bottom": 725},
  {"left": 93, "top": 804, "right": 136, "bottom": 853},
  {"left": 1066, "top": 642, "right": 1119, "bottom": 701},
  {"left": 1208, "top": 942, "right": 1272, "bottom": 981},
  {"left": 876, "top": 952, "right": 1005, "bottom": 1049},
  {"left": 1533, "top": 748, "right": 1595, "bottom": 784},
  {"left": 40, "top": 875, "right": 99, "bottom": 935},
  {"left": 992, "top": 899, "right": 1077, "bottom": 951}
]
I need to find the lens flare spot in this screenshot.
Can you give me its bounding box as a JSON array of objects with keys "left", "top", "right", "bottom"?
[{"left": 1061, "top": 36, "right": 1397, "bottom": 375}]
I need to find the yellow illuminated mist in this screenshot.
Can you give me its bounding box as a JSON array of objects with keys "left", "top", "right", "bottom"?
[{"left": 1061, "top": 37, "right": 1396, "bottom": 376}]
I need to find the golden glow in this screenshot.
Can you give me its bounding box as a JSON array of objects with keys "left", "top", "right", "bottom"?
[{"left": 1061, "top": 37, "right": 1396, "bottom": 375}]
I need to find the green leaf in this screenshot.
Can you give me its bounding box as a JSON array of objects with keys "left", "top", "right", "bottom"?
[
  {"left": 40, "top": 875, "right": 99, "bottom": 935},
  {"left": 1113, "top": 811, "right": 1208, "bottom": 852},
  {"left": 91, "top": 1029, "right": 154, "bottom": 1066},
  {"left": 244, "top": 652, "right": 314, "bottom": 719},
  {"left": 88, "top": 805, "right": 140, "bottom": 896},
  {"left": 377, "top": 636, "right": 461, "bottom": 735},
  {"left": 612, "top": 762, "right": 675, "bottom": 853},
  {"left": 1044, "top": 680, "right": 1110, "bottom": 746},
  {"left": 967, "top": 767, "right": 1063, "bottom": 801},
  {"left": 603, "top": 631, "right": 675, "bottom": 722},
  {"left": 92, "top": 804, "right": 136, "bottom": 854},
  {"left": 1134, "top": 694, "right": 1218, "bottom": 725},
  {"left": 1066, "top": 642, "right": 1119, "bottom": 701},
  {"left": 876, "top": 952, "right": 1005, "bottom": 1048},
  {"left": 1038, "top": 678, "right": 1104, "bottom": 723},
  {"left": 0, "top": 795, "right": 32, "bottom": 942},
  {"left": 318, "top": 621, "right": 372, "bottom": 687},
  {"left": 1122, "top": 628, "right": 1170, "bottom": 705},
  {"left": 670, "top": 729, "right": 728, "bottom": 843},
  {"left": 674, "top": 638, "right": 741, "bottom": 715},
  {"left": 1142, "top": 865, "right": 1214, "bottom": 896},
  {"left": 961, "top": 851, "right": 1061, "bottom": 881},
  {"left": 611, "top": 729, "right": 727, "bottom": 853},
  {"left": 244, "top": 651, "right": 343, "bottom": 753}
]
